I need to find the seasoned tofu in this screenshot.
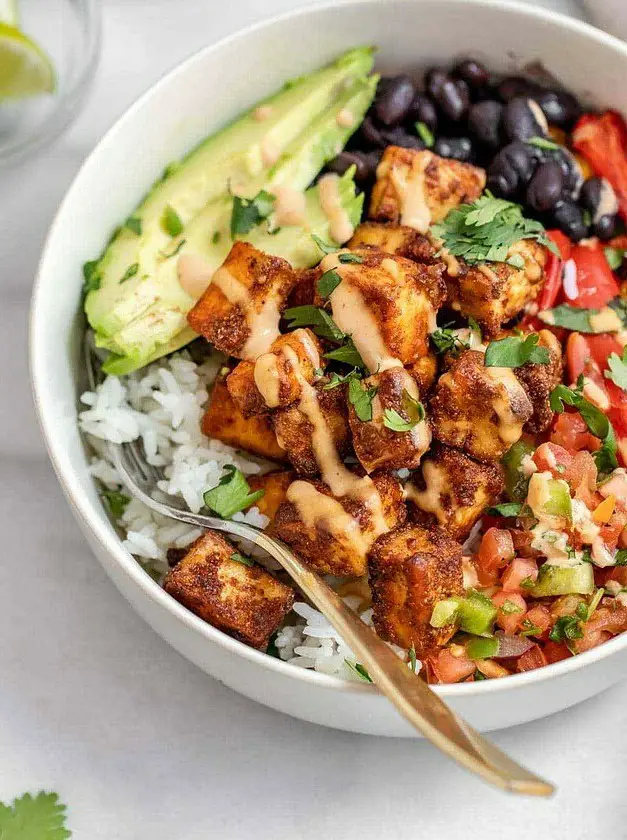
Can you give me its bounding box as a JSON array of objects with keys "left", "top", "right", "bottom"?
[
  {"left": 514, "top": 329, "right": 563, "bottom": 433},
  {"left": 286, "top": 267, "right": 319, "bottom": 308},
  {"left": 369, "top": 147, "right": 485, "bottom": 233},
  {"left": 405, "top": 352, "right": 438, "bottom": 394},
  {"left": 443, "top": 240, "right": 548, "bottom": 337},
  {"left": 163, "top": 530, "right": 294, "bottom": 649},
  {"left": 429, "top": 349, "right": 533, "bottom": 462},
  {"left": 348, "top": 221, "right": 437, "bottom": 264},
  {"left": 406, "top": 444, "right": 505, "bottom": 540},
  {"left": 202, "top": 377, "right": 286, "bottom": 461},
  {"left": 226, "top": 328, "right": 322, "bottom": 417},
  {"left": 368, "top": 524, "right": 464, "bottom": 654},
  {"left": 315, "top": 248, "right": 446, "bottom": 371},
  {"left": 273, "top": 471, "right": 406, "bottom": 577},
  {"left": 247, "top": 470, "right": 294, "bottom": 525},
  {"left": 347, "top": 367, "right": 431, "bottom": 473},
  {"left": 272, "top": 379, "right": 351, "bottom": 477},
  {"left": 187, "top": 241, "right": 297, "bottom": 359}
]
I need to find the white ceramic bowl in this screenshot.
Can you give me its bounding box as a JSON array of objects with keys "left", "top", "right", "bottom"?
[{"left": 30, "top": 0, "right": 627, "bottom": 737}]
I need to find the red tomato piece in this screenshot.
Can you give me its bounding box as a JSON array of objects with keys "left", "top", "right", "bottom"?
[
  {"left": 533, "top": 441, "right": 573, "bottom": 476},
  {"left": 572, "top": 111, "right": 627, "bottom": 222},
  {"left": 502, "top": 557, "right": 538, "bottom": 593},
  {"left": 550, "top": 412, "right": 600, "bottom": 453},
  {"left": 427, "top": 649, "right": 476, "bottom": 684},
  {"left": 525, "top": 605, "right": 552, "bottom": 638},
  {"left": 493, "top": 591, "right": 527, "bottom": 634},
  {"left": 543, "top": 641, "right": 572, "bottom": 664},
  {"left": 515, "top": 645, "right": 547, "bottom": 673},
  {"left": 568, "top": 244, "right": 620, "bottom": 310},
  {"left": 476, "top": 528, "right": 515, "bottom": 585}
]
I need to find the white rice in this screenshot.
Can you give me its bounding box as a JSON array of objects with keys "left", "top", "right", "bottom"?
[{"left": 79, "top": 348, "right": 418, "bottom": 681}]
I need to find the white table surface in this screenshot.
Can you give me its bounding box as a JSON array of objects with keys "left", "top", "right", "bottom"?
[{"left": 4, "top": 0, "right": 627, "bottom": 837}]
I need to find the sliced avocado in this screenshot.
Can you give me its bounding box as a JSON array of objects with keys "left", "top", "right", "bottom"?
[
  {"left": 86, "top": 48, "right": 376, "bottom": 374},
  {"left": 99, "top": 169, "right": 363, "bottom": 375}
]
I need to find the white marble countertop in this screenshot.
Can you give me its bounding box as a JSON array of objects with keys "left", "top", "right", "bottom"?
[{"left": 4, "top": 0, "right": 627, "bottom": 837}]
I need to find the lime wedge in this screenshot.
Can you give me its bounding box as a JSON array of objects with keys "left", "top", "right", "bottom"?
[
  {"left": 0, "top": 22, "right": 55, "bottom": 100},
  {"left": 0, "top": 0, "right": 18, "bottom": 25}
]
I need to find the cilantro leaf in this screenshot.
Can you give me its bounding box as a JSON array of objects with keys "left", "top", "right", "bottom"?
[
  {"left": 550, "top": 382, "right": 618, "bottom": 473},
  {"left": 231, "top": 552, "right": 254, "bottom": 567},
  {"left": 119, "top": 263, "right": 139, "bottom": 284},
  {"left": 162, "top": 205, "right": 184, "bottom": 237},
  {"left": 486, "top": 502, "right": 523, "bottom": 518},
  {"left": 323, "top": 339, "right": 365, "bottom": 368},
  {"left": 615, "top": 549, "right": 627, "bottom": 566},
  {"left": 338, "top": 252, "right": 364, "bottom": 264},
  {"left": 484, "top": 334, "right": 550, "bottom": 368},
  {"left": 468, "top": 316, "right": 482, "bottom": 339},
  {"left": 312, "top": 234, "right": 338, "bottom": 255},
  {"left": 125, "top": 216, "right": 142, "bottom": 236},
  {"left": 549, "top": 615, "right": 583, "bottom": 644},
  {"left": 0, "top": 791, "right": 71, "bottom": 839},
  {"left": 344, "top": 659, "right": 373, "bottom": 683},
  {"left": 102, "top": 489, "right": 130, "bottom": 518},
  {"left": 415, "top": 120, "right": 434, "bottom": 148},
  {"left": 203, "top": 465, "right": 265, "bottom": 519},
  {"left": 431, "top": 191, "right": 556, "bottom": 266},
  {"left": 231, "top": 190, "right": 275, "bottom": 237},
  {"left": 82, "top": 260, "right": 100, "bottom": 295},
  {"left": 430, "top": 327, "right": 469, "bottom": 356},
  {"left": 323, "top": 369, "right": 360, "bottom": 390},
  {"left": 408, "top": 644, "right": 418, "bottom": 673},
  {"left": 527, "top": 136, "right": 560, "bottom": 151},
  {"left": 605, "top": 348, "right": 627, "bottom": 391},
  {"left": 283, "top": 305, "right": 345, "bottom": 343},
  {"left": 348, "top": 376, "right": 378, "bottom": 421},
  {"left": 317, "top": 269, "right": 342, "bottom": 299},
  {"left": 540, "top": 301, "right": 627, "bottom": 333},
  {"left": 605, "top": 247, "right": 625, "bottom": 271},
  {"left": 383, "top": 390, "right": 425, "bottom": 432}
]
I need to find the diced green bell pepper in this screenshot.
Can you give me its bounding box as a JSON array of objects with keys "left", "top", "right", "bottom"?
[
  {"left": 528, "top": 473, "right": 572, "bottom": 522},
  {"left": 502, "top": 440, "right": 535, "bottom": 502},
  {"left": 458, "top": 590, "right": 498, "bottom": 636},
  {"left": 430, "top": 598, "right": 460, "bottom": 628},
  {"left": 466, "top": 636, "right": 499, "bottom": 660},
  {"left": 531, "top": 563, "right": 594, "bottom": 597}
]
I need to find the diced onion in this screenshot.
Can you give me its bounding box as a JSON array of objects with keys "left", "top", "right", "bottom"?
[{"left": 493, "top": 631, "right": 535, "bottom": 659}]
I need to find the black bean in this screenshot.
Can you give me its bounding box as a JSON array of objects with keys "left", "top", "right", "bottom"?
[
  {"left": 526, "top": 160, "right": 564, "bottom": 212},
  {"left": 552, "top": 147, "right": 583, "bottom": 200},
  {"left": 434, "top": 136, "right": 473, "bottom": 162},
  {"left": 374, "top": 74, "right": 416, "bottom": 126},
  {"left": 468, "top": 100, "right": 503, "bottom": 148},
  {"left": 380, "top": 126, "right": 425, "bottom": 150},
  {"left": 453, "top": 58, "right": 490, "bottom": 89},
  {"left": 435, "top": 78, "right": 469, "bottom": 121},
  {"left": 327, "top": 151, "right": 376, "bottom": 182},
  {"left": 593, "top": 214, "right": 618, "bottom": 240},
  {"left": 503, "top": 96, "right": 548, "bottom": 142},
  {"left": 580, "top": 176, "right": 604, "bottom": 210},
  {"left": 552, "top": 200, "right": 589, "bottom": 242},
  {"left": 426, "top": 67, "right": 449, "bottom": 99},
  {"left": 500, "top": 141, "right": 539, "bottom": 183},
  {"left": 535, "top": 89, "right": 582, "bottom": 128},
  {"left": 407, "top": 93, "right": 438, "bottom": 131},
  {"left": 498, "top": 76, "right": 542, "bottom": 102},
  {"left": 487, "top": 165, "right": 518, "bottom": 198},
  {"left": 358, "top": 115, "right": 386, "bottom": 148}
]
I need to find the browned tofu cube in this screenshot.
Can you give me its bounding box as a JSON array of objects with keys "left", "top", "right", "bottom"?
[
  {"left": 163, "top": 530, "right": 294, "bottom": 649},
  {"left": 273, "top": 470, "right": 406, "bottom": 577},
  {"left": 315, "top": 248, "right": 446, "bottom": 372},
  {"left": 226, "top": 328, "right": 322, "bottom": 417},
  {"left": 286, "top": 267, "right": 318, "bottom": 308},
  {"left": 406, "top": 444, "right": 505, "bottom": 540},
  {"left": 405, "top": 352, "right": 438, "bottom": 394},
  {"left": 202, "top": 378, "right": 286, "bottom": 461},
  {"left": 348, "top": 221, "right": 437, "bottom": 264},
  {"left": 368, "top": 524, "right": 464, "bottom": 654},
  {"left": 429, "top": 350, "right": 533, "bottom": 462},
  {"left": 347, "top": 367, "right": 431, "bottom": 473},
  {"left": 247, "top": 470, "right": 294, "bottom": 525},
  {"left": 369, "top": 147, "right": 485, "bottom": 233},
  {"left": 271, "top": 380, "right": 351, "bottom": 477},
  {"left": 514, "top": 330, "right": 563, "bottom": 433},
  {"left": 444, "top": 240, "right": 548, "bottom": 337},
  {"left": 187, "top": 241, "right": 297, "bottom": 359}
]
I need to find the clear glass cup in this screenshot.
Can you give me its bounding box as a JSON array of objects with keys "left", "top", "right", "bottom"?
[{"left": 0, "top": 0, "right": 100, "bottom": 166}]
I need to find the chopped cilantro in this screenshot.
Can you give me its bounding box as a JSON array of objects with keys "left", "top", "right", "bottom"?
[
  {"left": 520, "top": 576, "right": 536, "bottom": 590},
  {"left": 484, "top": 333, "right": 550, "bottom": 368},
  {"left": 615, "top": 549, "right": 627, "bottom": 566},
  {"left": 527, "top": 136, "right": 561, "bottom": 151},
  {"left": 323, "top": 368, "right": 360, "bottom": 390},
  {"left": 125, "top": 215, "right": 142, "bottom": 236},
  {"left": 119, "top": 263, "right": 139, "bottom": 284},
  {"left": 383, "top": 390, "right": 425, "bottom": 433},
  {"left": 344, "top": 659, "right": 373, "bottom": 683},
  {"left": 605, "top": 247, "right": 625, "bottom": 271},
  {"left": 520, "top": 620, "right": 542, "bottom": 636},
  {"left": 230, "top": 189, "right": 275, "bottom": 237},
  {"left": 430, "top": 327, "right": 469, "bottom": 356},
  {"left": 212, "top": 231, "right": 221, "bottom": 245},
  {"left": 312, "top": 234, "right": 338, "bottom": 255},
  {"left": 161, "top": 238, "right": 187, "bottom": 259},
  {"left": 605, "top": 347, "right": 627, "bottom": 391},
  {"left": 102, "top": 489, "right": 130, "bottom": 518},
  {"left": 500, "top": 599, "right": 524, "bottom": 615},
  {"left": 203, "top": 465, "right": 265, "bottom": 519},
  {"left": 550, "top": 378, "right": 618, "bottom": 473},
  {"left": 317, "top": 268, "right": 342, "bottom": 299},
  {"left": 0, "top": 791, "right": 71, "bottom": 839},
  {"left": 408, "top": 645, "right": 418, "bottom": 674},
  {"left": 162, "top": 205, "right": 184, "bottom": 237},
  {"left": 324, "top": 339, "right": 365, "bottom": 368},
  {"left": 415, "top": 120, "right": 435, "bottom": 148},
  {"left": 468, "top": 316, "right": 482, "bottom": 339},
  {"left": 82, "top": 260, "right": 100, "bottom": 295},
  {"left": 283, "top": 305, "right": 345, "bottom": 343},
  {"left": 486, "top": 502, "right": 523, "bottom": 518},
  {"left": 348, "top": 375, "right": 378, "bottom": 422},
  {"left": 231, "top": 552, "right": 254, "bottom": 567},
  {"left": 473, "top": 669, "right": 487, "bottom": 681},
  {"left": 549, "top": 614, "right": 583, "bottom": 644},
  {"left": 338, "top": 252, "right": 364, "bottom": 264}
]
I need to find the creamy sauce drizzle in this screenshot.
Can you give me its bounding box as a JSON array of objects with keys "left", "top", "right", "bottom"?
[
  {"left": 211, "top": 265, "right": 280, "bottom": 359},
  {"left": 272, "top": 186, "right": 307, "bottom": 228},
  {"left": 177, "top": 253, "right": 214, "bottom": 300},
  {"left": 485, "top": 366, "right": 527, "bottom": 444},
  {"left": 253, "top": 105, "right": 273, "bottom": 122},
  {"left": 261, "top": 135, "right": 280, "bottom": 167},
  {"left": 391, "top": 152, "right": 431, "bottom": 233},
  {"left": 286, "top": 481, "right": 371, "bottom": 554},
  {"left": 253, "top": 353, "right": 281, "bottom": 407},
  {"left": 318, "top": 173, "right": 355, "bottom": 244},
  {"left": 405, "top": 461, "right": 448, "bottom": 524}
]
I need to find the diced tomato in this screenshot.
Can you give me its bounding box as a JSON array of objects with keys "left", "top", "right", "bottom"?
[
  {"left": 428, "top": 649, "right": 476, "bottom": 684},
  {"left": 542, "top": 641, "right": 572, "bottom": 664},
  {"left": 550, "top": 412, "right": 600, "bottom": 453},
  {"left": 493, "top": 591, "right": 527, "bottom": 634},
  {"left": 588, "top": 602, "right": 627, "bottom": 635},
  {"left": 510, "top": 529, "right": 541, "bottom": 558},
  {"left": 567, "top": 244, "right": 620, "bottom": 310},
  {"left": 548, "top": 229, "right": 573, "bottom": 262},
  {"left": 599, "top": 510, "right": 627, "bottom": 550},
  {"left": 515, "top": 645, "right": 547, "bottom": 673},
  {"left": 563, "top": 451, "right": 599, "bottom": 507},
  {"left": 501, "top": 557, "right": 538, "bottom": 593},
  {"left": 520, "top": 231, "right": 571, "bottom": 331},
  {"left": 476, "top": 528, "right": 515, "bottom": 585},
  {"left": 533, "top": 441, "right": 573, "bottom": 476},
  {"left": 525, "top": 605, "right": 552, "bottom": 638},
  {"left": 573, "top": 628, "right": 612, "bottom": 654},
  {"left": 572, "top": 111, "right": 627, "bottom": 222}
]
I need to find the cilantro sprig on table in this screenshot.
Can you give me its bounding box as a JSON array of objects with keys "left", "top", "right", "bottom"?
[
  {"left": 431, "top": 192, "right": 557, "bottom": 265},
  {"left": 0, "top": 791, "right": 71, "bottom": 839}
]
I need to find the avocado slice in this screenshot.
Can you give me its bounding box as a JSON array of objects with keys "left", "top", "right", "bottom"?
[
  {"left": 85, "top": 47, "right": 376, "bottom": 374},
  {"left": 99, "top": 168, "right": 364, "bottom": 375}
]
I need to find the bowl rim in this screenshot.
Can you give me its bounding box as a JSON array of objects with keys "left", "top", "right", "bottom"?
[{"left": 29, "top": 0, "right": 627, "bottom": 701}]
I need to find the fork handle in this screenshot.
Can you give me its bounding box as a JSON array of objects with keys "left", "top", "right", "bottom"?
[{"left": 115, "top": 479, "right": 553, "bottom": 796}]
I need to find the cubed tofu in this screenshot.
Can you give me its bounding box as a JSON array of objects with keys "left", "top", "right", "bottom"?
[
  {"left": 247, "top": 470, "right": 294, "bottom": 525},
  {"left": 369, "top": 147, "right": 485, "bottom": 233},
  {"left": 286, "top": 267, "right": 319, "bottom": 308},
  {"left": 444, "top": 240, "right": 549, "bottom": 337},
  {"left": 405, "top": 352, "right": 438, "bottom": 394},
  {"left": 514, "top": 329, "right": 563, "bottom": 433},
  {"left": 429, "top": 349, "right": 533, "bottom": 461},
  {"left": 406, "top": 444, "right": 505, "bottom": 540},
  {"left": 368, "top": 524, "right": 464, "bottom": 654},
  {"left": 273, "top": 470, "right": 406, "bottom": 577},
  {"left": 271, "top": 380, "right": 351, "bottom": 477},
  {"left": 315, "top": 248, "right": 446, "bottom": 372},
  {"left": 202, "top": 378, "right": 286, "bottom": 461},
  {"left": 348, "top": 367, "right": 431, "bottom": 473},
  {"left": 226, "top": 328, "right": 322, "bottom": 417},
  {"left": 348, "top": 221, "right": 437, "bottom": 264},
  {"left": 163, "top": 530, "right": 294, "bottom": 649},
  {"left": 187, "top": 241, "right": 297, "bottom": 359}
]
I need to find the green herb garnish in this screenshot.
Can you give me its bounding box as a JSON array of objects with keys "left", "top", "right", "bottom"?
[
  {"left": 430, "top": 327, "right": 470, "bottom": 356},
  {"left": 162, "top": 238, "right": 187, "bottom": 259},
  {"left": 312, "top": 234, "right": 338, "bottom": 255},
  {"left": 486, "top": 502, "right": 523, "bottom": 518},
  {"left": 102, "top": 489, "right": 130, "bottom": 518},
  {"left": 125, "top": 216, "right": 142, "bottom": 236},
  {"left": 119, "top": 263, "right": 139, "bottom": 284},
  {"left": 520, "top": 620, "right": 542, "bottom": 637},
  {"left": 231, "top": 189, "right": 275, "bottom": 237},
  {"left": 408, "top": 645, "right": 418, "bottom": 673},
  {"left": 485, "top": 333, "right": 550, "bottom": 368},
  {"left": 231, "top": 552, "right": 254, "bottom": 567},
  {"left": 500, "top": 599, "right": 524, "bottom": 616},
  {"left": 203, "top": 465, "right": 265, "bottom": 519},
  {"left": 338, "top": 252, "right": 364, "bottom": 264},
  {"left": 527, "top": 136, "right": 561, "bottom": 151},
  {"left": 323, "top": 369, "right": 360, "bottom": 390},
  {"left": 605, "top": 247, "right": 625, "bottom": 271},
  {"left": 283, "top": 305, "right": 345, "bottom": 343},
  {"left": 344, "top": 659, "right": 373, "bottom": 683},
  {"left": 317, "top": 268, "right": 342, "bottom": 299},
  {"left": 162, "top": 205, "right": 184, "bottom": 237},
  {"left": 605, "top": 347, "right": 627, "bottom": 391},
  {"left": 324, "top": 339, "right": 365, "bottom": 368},
  {"left": 348, "top": 376, "right": 378, "bottom": 422},
  {"left": 383, "top": 390, "right": 425, "bottom": 433},
  {"left": 415, "top": 120, "right": 434, "bottom": 148},
  {"left": 212, "top": 231, "right": 221, "bottom": 245},
  {"left": 520, "top": 576, "right": 536, "bottom": 590},
  {"left": 549, "top": 614, "right": 583, "bottom": 644},
  {"left": 0, "top": 791, "right": 71, "bottom": 839}
]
